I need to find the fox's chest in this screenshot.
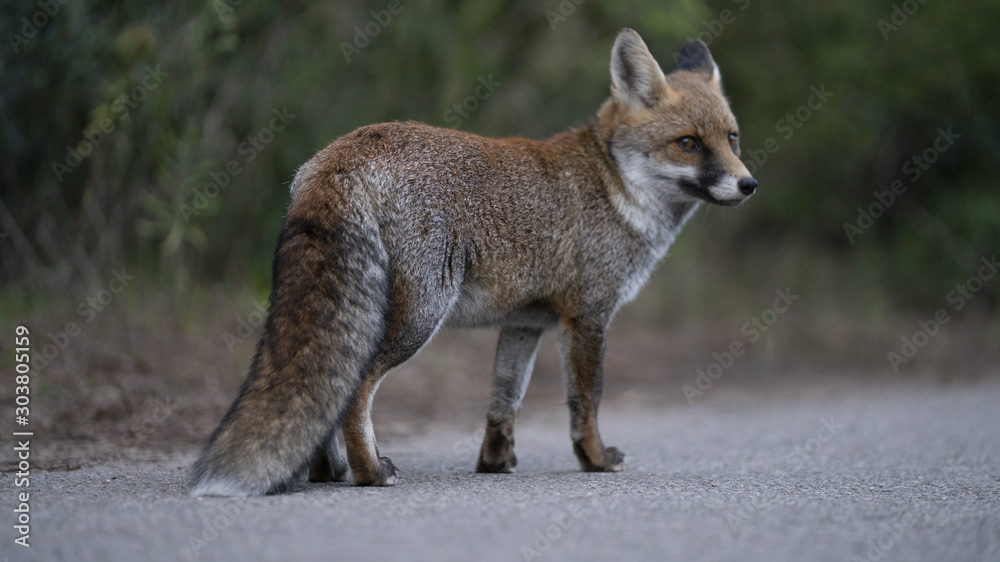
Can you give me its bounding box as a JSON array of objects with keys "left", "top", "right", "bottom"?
[
  {"left": 444, "top": 281, "right": 559, "bottom": 329},
  {"left": 613, "top": 227, "right": 685, "bottom": 308},
  {"left": 617, "top": 259, "right": 659, "bottom": 307}
]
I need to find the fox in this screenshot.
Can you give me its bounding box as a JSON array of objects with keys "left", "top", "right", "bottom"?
[{"left": 191, "top": 28, "right": 756, "bottom": 496}]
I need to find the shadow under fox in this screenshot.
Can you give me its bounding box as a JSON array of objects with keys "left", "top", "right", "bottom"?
[{"left": 192, "top": 28, "right": 757, "bottom": 496}]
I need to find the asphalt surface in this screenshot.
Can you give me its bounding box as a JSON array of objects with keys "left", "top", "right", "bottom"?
[{"left": 3, "top": 378, "right": 999, "bottom": 562}]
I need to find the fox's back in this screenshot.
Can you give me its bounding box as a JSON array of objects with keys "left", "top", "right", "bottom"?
[{"left": 296, "top": 121, "right": 598, "bottom": 325}]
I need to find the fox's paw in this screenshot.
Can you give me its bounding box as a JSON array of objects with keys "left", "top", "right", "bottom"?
[
  {"left": 574, "top": 443, "right": 626, "bottom": 473},
  {"left": 308, "top": 453, "right": 349, "bottom": 483},
  {"left": 355, "top": 456, "right": 398, "bottom": 486},
  {"left": 598, "top": 446, "right": 626, "bottom": 472},
  {"left": 476, "top": 450, "right": 518, "bottom": 473},
  {"left": 476, "top": 420, "right": 518, "bottom": 473}
]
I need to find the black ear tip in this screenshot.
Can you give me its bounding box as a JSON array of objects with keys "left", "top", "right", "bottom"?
[
  {"left": 679, "top": 39, "right": 711, "bottom": 58},
  {"left": 676, "top": 39, "right": 716, "bottom": 73}
]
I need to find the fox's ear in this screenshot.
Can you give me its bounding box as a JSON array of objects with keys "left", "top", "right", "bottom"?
[
  {"left": 676, "top": 39, "right": 722, "bottom": 87},
  {"left": 610, "top": 28, "right": 672, "bottom": 110}
]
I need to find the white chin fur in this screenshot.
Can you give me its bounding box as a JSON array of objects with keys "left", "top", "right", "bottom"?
[{"left": 613, "top": 153, "right": 698, "bottom": 232}]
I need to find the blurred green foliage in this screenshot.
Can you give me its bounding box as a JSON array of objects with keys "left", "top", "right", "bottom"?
[{"left": 1, "top": 0, "right": 997, "bottom": 313}]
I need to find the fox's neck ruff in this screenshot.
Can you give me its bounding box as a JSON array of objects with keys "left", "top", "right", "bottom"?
[{"left": 591, "top": 139, "right": 699, "bottom": 254}]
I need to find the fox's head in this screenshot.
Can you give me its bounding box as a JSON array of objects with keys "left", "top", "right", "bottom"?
[{"left": 600, "top": 28, "right": 756, "bottom": 209}]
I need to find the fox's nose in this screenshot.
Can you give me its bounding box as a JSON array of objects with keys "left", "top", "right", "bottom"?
[{"left": 738, "top": 177, "right": 757, "bottom": 195}]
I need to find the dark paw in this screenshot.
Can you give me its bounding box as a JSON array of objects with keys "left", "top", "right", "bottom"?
[
  {"left": 600, "top": 446, "right": 626, "bottom": 472},
  {"left": 355, "top": 457, "right": 398, "bottom": 486},
  {"left": 475, "top": 451, "right": 518, "bottom": 473},
  {"left": 477, "top": 417, "right": 518, "bottom": 473},
  {"left": 574, "top": 442, "right": 626, "bottom": 472},
  {"left": 308, "top": 454, "right": 349, "bottom": 483}
]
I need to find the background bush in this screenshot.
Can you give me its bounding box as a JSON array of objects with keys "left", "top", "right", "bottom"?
[{"left": 2, "top": 0, "right": 997, "bottom": 320}]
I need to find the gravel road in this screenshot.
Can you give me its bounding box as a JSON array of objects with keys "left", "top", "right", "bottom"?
[{"left": 3, "top": 378, "right": 998, "bottom": 562}]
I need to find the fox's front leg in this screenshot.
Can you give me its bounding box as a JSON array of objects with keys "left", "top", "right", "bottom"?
[
  {"left": 557, "top": 319, "right": 625, "bottom": 472},
  {"left": 477, "top": 326, "right": 543, "bottom": 473}
]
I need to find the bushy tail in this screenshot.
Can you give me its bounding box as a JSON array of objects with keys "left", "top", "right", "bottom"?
[{"left": 191, "top": 201, "right": 389, "bottom": 496}]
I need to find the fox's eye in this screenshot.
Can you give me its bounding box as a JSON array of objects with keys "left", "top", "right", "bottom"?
[
  {"left": 728, "top": 132, "right": 740, "bottom": 154},
  {"left": 676, "top": 136, "right": 700, "bottom": 152}
]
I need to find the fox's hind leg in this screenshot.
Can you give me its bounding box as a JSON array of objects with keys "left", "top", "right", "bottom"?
[
  {"left": 343, "top": 289, "right": 458, "bottom": 485},
  {"left": 308, "top": 429, "right": 349, "bottom": 482},
  {"left": 342, "top": 366, "right": 399, "bottom": 486},
  {"left": 476, "top": 326, "right": 543, "bottom": 473},
  {"left": 343, "top": 329, "right": 440, "bottom": 486}
]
